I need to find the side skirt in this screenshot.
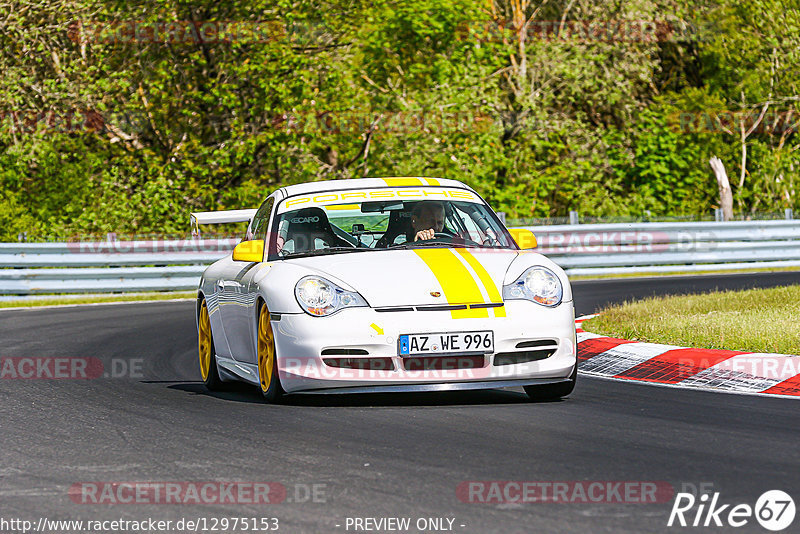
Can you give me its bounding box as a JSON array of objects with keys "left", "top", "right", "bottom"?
[{"left": 216, "top": 355, "right": 260, "bottom": 386}]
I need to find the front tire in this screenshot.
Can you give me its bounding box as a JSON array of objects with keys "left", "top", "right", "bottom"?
[
  {"left": 198, "top": 298, "right": 223, "bottom": 390},
  {"left": 524, "top": 363, "right": 577, "bottom": 401},
  {"left": 257, "top": 303, "right": 284, "bottom": 403}
]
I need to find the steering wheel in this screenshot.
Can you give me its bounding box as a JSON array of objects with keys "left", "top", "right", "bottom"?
[
  {"left": 387, "top": 232, "right": 481, "bottom": 246},
  {"left": 386, "top": 232, "right": 451, "bottom": 246},
  {"left": 412, "top": 232, "right": 454, "bottom": 243},
  {"left": 434, "top": 232, "right": 486, "bottom": 247}
]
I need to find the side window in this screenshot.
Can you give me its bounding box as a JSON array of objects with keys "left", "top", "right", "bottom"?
[{"left": 248, "top": 197, "right": 274, "bottom": 242}]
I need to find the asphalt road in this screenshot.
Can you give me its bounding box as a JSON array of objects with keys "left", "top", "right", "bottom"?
[{"left": 1, "top": 272, "right": 798, "bottom": 534}]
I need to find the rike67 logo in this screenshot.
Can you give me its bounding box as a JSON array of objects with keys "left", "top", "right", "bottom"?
[{"left": 668, "top": 490, "right": 795, "bottom": 531}]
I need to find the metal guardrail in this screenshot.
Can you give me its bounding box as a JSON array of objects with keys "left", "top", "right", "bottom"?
[
  {"left": 524, "top": 220, "right": 800, "bottom": 275},
  {"left": 0, "top": 238, "right": 237, "bottom": 295},
  {"left": 1, "top": 220, "right": 799, "bottom": 295}
]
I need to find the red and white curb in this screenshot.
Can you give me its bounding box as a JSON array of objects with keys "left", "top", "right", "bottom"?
[{"left": 575, "top": 315, "right": 800, "bottom": 398}]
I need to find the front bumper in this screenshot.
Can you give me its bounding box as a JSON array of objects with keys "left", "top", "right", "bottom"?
[
  {"left": 294, "top": 377, "right": 572, "bottom": 395},
  {"left": 272, "top": 300, "right": 576, "bottom": 393}
]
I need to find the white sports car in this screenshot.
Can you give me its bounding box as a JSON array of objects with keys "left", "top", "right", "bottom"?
[{"left": 193, "top": 177, "right": 576, "bottom": 402}]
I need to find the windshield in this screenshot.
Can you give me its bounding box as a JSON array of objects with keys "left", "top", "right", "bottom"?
[{"left": 268, "top": 187, "right": 515, "bottom": 260}]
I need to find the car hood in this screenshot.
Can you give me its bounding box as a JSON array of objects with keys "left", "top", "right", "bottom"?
[{"left": 286, "top": 248, "right": 521, "bottom": 308}]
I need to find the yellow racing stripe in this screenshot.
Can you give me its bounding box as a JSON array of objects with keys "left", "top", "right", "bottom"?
[
  {"left": 456, "top": 248, "right": 507, "bottom": 318},
  {"left": 424, "top": 178, "right": 441, "bottom": 185},
  {"left": 382, "top": 177, "right": 424, "bottom": 186},
  {"left": 413, "top": 249, "right": 488, "bottom": 319}
]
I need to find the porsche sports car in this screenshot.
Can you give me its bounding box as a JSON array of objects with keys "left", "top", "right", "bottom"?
[{"left": 193, "top": 177, "right": 576, "bottom": 402}]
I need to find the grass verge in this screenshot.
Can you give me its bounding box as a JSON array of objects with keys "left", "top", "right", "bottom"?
[
  {"left": 583, "top": 284, "right": 800, "bottom": 354},
  {"left": 0, "top": 291, "right": 196, "bottom": 309}
]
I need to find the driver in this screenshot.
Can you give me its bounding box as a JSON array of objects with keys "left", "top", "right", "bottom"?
[{"left": 410, "top": 201, "right": 445, "bottom": 241}]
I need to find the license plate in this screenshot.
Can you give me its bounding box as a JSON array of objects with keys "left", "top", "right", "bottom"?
[{"left": 398, "top": 331, "right": 493, "bottom": 356}]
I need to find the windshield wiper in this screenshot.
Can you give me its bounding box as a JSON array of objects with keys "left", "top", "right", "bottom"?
[{"left": 281, "top": 246, "right": 368, "bottom": 259}]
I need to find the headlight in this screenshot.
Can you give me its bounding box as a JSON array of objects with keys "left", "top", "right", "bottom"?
[
  {"left": 502, "top": 267, "right": 563, "bottom": 307},
  {"left": 294, "top": 276, "right": 368, "bottom": 316}
]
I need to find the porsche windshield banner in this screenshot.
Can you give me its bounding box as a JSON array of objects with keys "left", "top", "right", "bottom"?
[{"left": 278, "top": 187, "right": 481, "bottom": 213}]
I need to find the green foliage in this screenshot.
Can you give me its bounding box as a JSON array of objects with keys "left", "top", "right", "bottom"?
[
  {"left": 0, "top": 189, "right": 40, "bottom": 240},
  {"left": 1, "top": 0, "right": 798, "bottom": 238}
]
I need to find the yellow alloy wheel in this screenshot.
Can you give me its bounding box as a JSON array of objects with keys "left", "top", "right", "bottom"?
[
  {"left": 198, "top": 300, "right": 213, "bottom": 381},
  {"left": 257, "top": 304, "right": 276, "bottom": 393}
]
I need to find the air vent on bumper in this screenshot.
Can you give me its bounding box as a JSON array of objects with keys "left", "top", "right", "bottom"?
[
  {"left": 493, "top": 349, "right": 557, "bottom": 366},
  {"left": 321, "top": 348, "right": 369, "bottom": 356},
  {"left": 322, "top": 357, "right": 395, "bottom": 371}
]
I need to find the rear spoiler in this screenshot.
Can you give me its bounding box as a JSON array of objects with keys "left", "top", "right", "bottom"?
[{"left": 190, "top": 209, "right": 257, "bottom": 236}]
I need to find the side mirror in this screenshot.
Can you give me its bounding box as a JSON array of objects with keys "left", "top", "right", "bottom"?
[
  {"left": 508, "top": 228, "right": 537, "bottom": 250},
  {"left": 232, "top": 240, "right": 264, "bottom": 262}
]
